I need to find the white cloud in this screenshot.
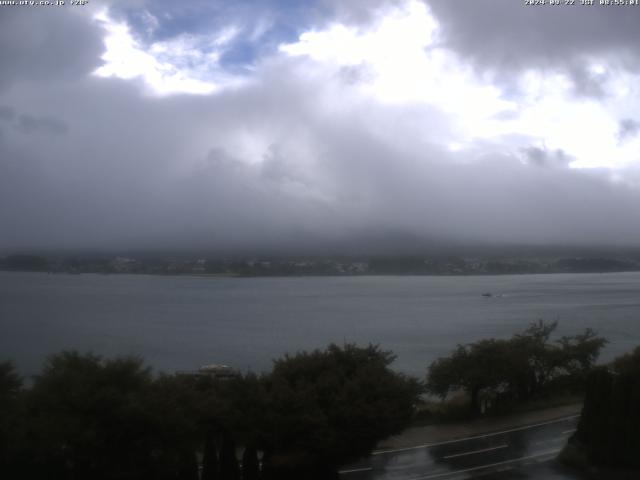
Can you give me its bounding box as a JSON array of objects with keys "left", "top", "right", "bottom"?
[
  {"left": 280, "top": 0, "right": 640, "bottom": 172},
  {"left": 278, "top": 2, "right": 514, "bottom": 149},
  {"left": 4, "top": 0, "right": 640, "bottom": 249},
  {"left": 92, "top": 10, "right": 243, "bottom": 95}
]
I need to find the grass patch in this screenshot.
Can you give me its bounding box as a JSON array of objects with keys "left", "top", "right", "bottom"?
[{"left": 412, "top": 391, "right": 583, "bottom": 427}]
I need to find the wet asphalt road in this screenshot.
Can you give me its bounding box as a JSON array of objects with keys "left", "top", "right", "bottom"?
[{"left": 339, "top": 415, "right": 580, "bottom": 480}]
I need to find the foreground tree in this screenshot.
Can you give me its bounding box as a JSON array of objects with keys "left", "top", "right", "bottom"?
[
  {"left": 219, "top": 432, "right": 240, "bottom": 480},
  {"left": 0, "top": 362, "right": 23, "bottom": 476},
  {"left": 23, "top": 351, "right": 201, "bottom": 480},
  {"left": 260, "top": 344, "right": 422, "bottom": 478},
  {"left": 241, "top": 446, "right": 260, "bottom": 480},
  {"left": 427, "top": 339, "right": 512, "bottom": 415},
  {"left": 571, "top": 346, "right": 640, "bottom": 469},
  {"left": 426, "top": 321, "right": 607, "bottom": 416},
  {"left": 201, "top": 431, "right": 219, "bottom": 480},
  {"left": 6, "top": 344, "right": 421, "bottom": 479}
]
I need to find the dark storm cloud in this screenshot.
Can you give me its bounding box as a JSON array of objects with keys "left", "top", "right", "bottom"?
[
  {"left": 0, "top": 9, "right": 104, "bottom": 92},
  {"left": 618, "top": 118, "right": 640, "bottom": 142},
  {"left": 2, "top": 1, "right": 640, "bottom": 252},
  {"left": 521, "top": 146, "right": 573, "bottom": 168},
  {"left": 427, "top": 0, "right": 640, "bottom": 65},
  {"left": 0, "top": 107, "right": 68, "bottom": 135},
  {"left": 426, "top": 0, "right": 640, "bottom": 95},
  {"left": 14, "top": 114, "right": 69, "bottom": 136},
  {"left": 566, "top": 63, "right": 609, "bottom": 98},
  {"left": 4, "top": 58, "right": 640, "bottom": 251}
]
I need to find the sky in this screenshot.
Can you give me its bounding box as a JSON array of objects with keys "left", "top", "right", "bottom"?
[{"left": 1, "top": 0, "right": 640, "bottom": 252}]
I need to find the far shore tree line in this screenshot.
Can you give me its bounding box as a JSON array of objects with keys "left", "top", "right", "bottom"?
[
  {"left": 1, "top": 321, "right": 637, "bottom": 479},
  {"left": 4, "top": 252, "right": 640, "bottom": 276}
]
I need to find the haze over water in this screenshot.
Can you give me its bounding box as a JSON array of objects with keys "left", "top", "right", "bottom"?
[{"left": 2, "top": 271, "right": 639, "bottom": 378}]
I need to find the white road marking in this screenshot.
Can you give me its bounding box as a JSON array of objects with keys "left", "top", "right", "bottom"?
[
  {"left": 561, "top": 429, "right": 577, "bottom": 435},
  {"left": 442, "top": 444, "right": 508, "bottom": 459},
  {"left": 532, "top": 437, "right": 565, "bottom": 446},
  {"left": 338, "top": 466, "right": 373, "bottom": 474},
  {"left": 406, "top": 449, "right": 561, "bottom": 480},
  {"left": 372, "top": 415, "right": 580, "bottom": 456}
]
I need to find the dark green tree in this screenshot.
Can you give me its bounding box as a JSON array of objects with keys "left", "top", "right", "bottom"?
[
  {"left": 201, "top": 430, "right": 219, "bottom": 480},
  {"left": 426, "top": 339, "right": 512, "bottom": 415},
  {"left": 573, "top": 347, "right": 640, "bottom": 468},
  {"left": 24, "top": 352, "right": 152, "bottom": 478},
  {"left": 0, "top": 362, "right": 23, "bottom": 476},
  {"left": 0, "top": 361, "right": 21, "bottom": 399},
  {"left": 260, "top": 343, "right": 422, "bottom": 476},
  {"left": 219, "top": 431, "right": 240, "bottom": 480},
  {"left": 558, "top": 328, "right": 608, "bottom": 379},
  {"left": 23, "top": 351, "right": 202, "bottom": 480},
  {"left": 241, "top": 446, "right": 260, "bottom": 480},
  {"left": 146, "top": 374, "right": 202, "bottom": 480},
  {"left": 427, "top": 321, "right": 607, "bottom": 416},
  {"left": 509, "top": 320, "right": 563, "bottom": 399},
  {"left": 177, "top": 451, "right": 199, "bottom": 480},
  {"left": 5, "top": 344, "right": 422, "bottom": 479}
]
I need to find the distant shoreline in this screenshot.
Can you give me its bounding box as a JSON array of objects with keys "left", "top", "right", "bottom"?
[
  {"left": 3, "top": 268, "right": 640, "bottom": 278},
  {"left": 4, "top": 252, "right": 640, "bottom": 277}
]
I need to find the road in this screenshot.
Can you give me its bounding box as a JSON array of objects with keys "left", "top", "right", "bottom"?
[{"left": 339, "top": 415, "right": 580, "bottom": 480}]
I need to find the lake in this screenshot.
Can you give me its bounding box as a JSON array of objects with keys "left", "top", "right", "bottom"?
[{"left": 1, "top": 271, "right": 640, "bottom": 378}]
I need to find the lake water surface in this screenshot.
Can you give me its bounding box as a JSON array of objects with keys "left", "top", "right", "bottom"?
[{"left": 2, "top": 271, "right": 640, "bottom": 377}]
